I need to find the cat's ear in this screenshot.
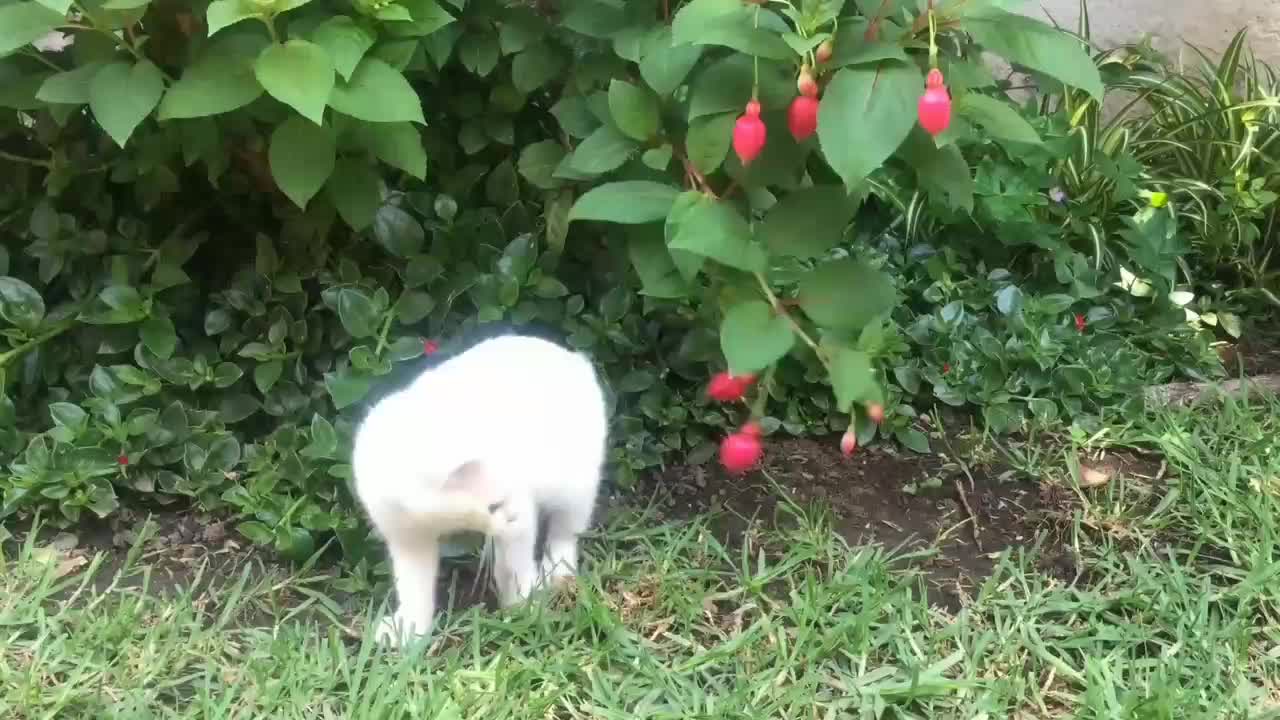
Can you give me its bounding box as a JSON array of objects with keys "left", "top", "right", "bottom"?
[{"left": 441, "top": 460, "right": 492, "bottom": 497}]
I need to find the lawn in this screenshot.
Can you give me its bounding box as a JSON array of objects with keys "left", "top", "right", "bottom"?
[{"left": 3, "top": 397, "right": 1279, "bottom": 719}]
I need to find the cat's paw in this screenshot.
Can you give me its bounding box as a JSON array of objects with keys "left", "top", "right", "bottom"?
[
  {"left": 373, "top": 612, "right": 432, "bottom": 649},
  {"left": 484, "top": 499, "right": 521, "bottom": 538}
]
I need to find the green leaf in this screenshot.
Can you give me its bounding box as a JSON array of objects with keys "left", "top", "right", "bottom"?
[
  {"left": 955, "top": 93, "right": 1042, "bottom": 145},
  {"left": 328, "top": 56, "right": 424, "bottom": 124},
  {"left": 337, "top": 288, "right": 379, "bottom": 338},
  {"left": 551, "top": 95, "right": 600, "bottom": 139},
  {"left": 353, "top": 121, "right": 426, "bottom": 179},
  {"left": 158, "top": 35, "right": 265, "bottom": 120},
  {"left": 667, "top": 194, "right": 766, "bottom": 273},
  {"left": 88, "top": 61, "right": 165, "bottom": 148},
  {"left": 254, "top": 359, "right": 283, "bottom": 394},
  {"left": 607, "top": 79, "right": 659, "bottom": 142},
  {"left": 385, "top": 0, "right": 454, "bottom": 37},
  {"left": 639, "top": 28, "right": 702, "bottom": 96},
  {"left": 205, "top": 0, "right": 258, "bottom": 36},
  {"left": 395, "top": 290, "right": 435, "bottom": 324},
  {"left": 896, "top": 428, "right": 931, "bottom": 454},
  {"left": 720, "top": 300, "right": 795, "bottom": 375},
  {"left": 627, "top": 227, "right": 688, "bottom": 299},
  {"left": 569, "top": 181, "right": 680, "bottom": 224},
  {"left": 817, "top": 62, "right": 921, "bottom": 188},
  {"left": 324, "top": 370, "right": 372, "bottom": 409},
  {"left": 36, "top": 62, "right": 104, "bottom": 105},
  {"left": 685, "top": 113, "right": 735, "bottom": 175},
  {"left": 827, "top": 345, "right": 873, "bottom": 412},
  {"left": 255, "top": 40, "right": 334, "bottom": 126},
  {"left": 898, "top": 129, "right": 974, "bottom": 212},
  {"left": 309, "top": 16, "right": 375, "bottom": 82},
  {"left": 302, "top": 413, "right": 339, "bottom": 458},
  {"left": 205, "top": 308, "right": 232, "bottom": 336},
  {"left": 212, "top": 362, "right": 243, "bottom": 388},
  {"left": 758, "top": 186, "right": 858, "bottom": 259},
  {"left": 459, "top": 31, "right": 499, "bottom": 76},
  {"left": 511, "top": 42, "right": 563, "bottom": 93},
  {"left": 0, "top": 276, "right": 46, "bottom": 332},
  {"left": 372, "top": 204, "right": 425, "bottom": 257},
  {"left": 326, "top": 158, "right": 381, "bottom": 231},
  {"left": 517, "top": 140, "right": 565, "bottom": 190},
  {"left": 671, "top": 0, "right": 791, "bottom": 60},
  {"left": 269, "top": 115, "right": 336, "bottom": 209},
  {"left": 140, "top": 312, "right": 177, "bottom": 359},
  {"left": 566, "top": 124, "right": 639, "bottom": 175},
  {"left": 219, "top": 393, "right": 261, "bottom": 423},
  {"left": 237, "top": 520, "right": 273, "bottom": 544},
  {"left": 798, "top": 258, "right": 896, "bottom": 331},
  {"left": 965, "top": 9, "right": 1104, "bottom": 101},
  {"left": 0, "top": 3, "right": 66, "bottom": 56},
  {"left": 49, "top": 402, "right": 88, "bottom": 436}
]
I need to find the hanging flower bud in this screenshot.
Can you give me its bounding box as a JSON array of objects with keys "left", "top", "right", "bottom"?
[
  {"left": 787, "top": 95, "right": 819, "bottom": 142},
  {"left": 917, "top": 68, "right": 952, "bottom": 137},
  {"left": 796, "top": 66, "right": 818, "bottom": 98},
  {"left": 815, "top": 39, "right": 833, "bottom": 64},
  {"left": 732, "top": 100, "right": 767, "bottom": 166},
  {"left": 839, "top": 430, "right": 857, "bottom": 457}
]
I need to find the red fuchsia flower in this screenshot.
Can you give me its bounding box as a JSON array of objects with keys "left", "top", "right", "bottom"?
[
  {"left": 942, "top": 362, "right": 951, "bottom": 375},
  {"left": 732, "top": 100, "right": 767, "bottom": 166},
  {"left": 839, "top": 430, "right": 857, "bottom": 457},
  {"left": 917, "top": 68, "right": 952, "bottom": 137},
  {"left": 706, "top": 372, "right": 757, "bottom": 402},
  {"left": 719, "top": 427, "right": 764, "bottom": 474},
  {"left": 117, "top": 454, "right": 129, "bottom": 466},
  {"left": 423, "top": 339, "right": 440, "bottom": 355},
  {"left": 867, "top": 403, "right": 884, "bottom": 424},
  {"left": 1075, "top": 314, "right": 1087, "bottom": 333},
  {"left": 787, "top": 95, "right": 820, "bottom": 142}
]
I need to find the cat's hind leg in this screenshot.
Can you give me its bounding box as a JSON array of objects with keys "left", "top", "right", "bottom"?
[
  {"left": 374, "top": 536, "right": 440, "bottom": 648},
  {"left": 540, "top": 494, "right": 594, "bottom": 587},
  {"left": 489, "top": 491, "right": 540, "bottom": 607}
]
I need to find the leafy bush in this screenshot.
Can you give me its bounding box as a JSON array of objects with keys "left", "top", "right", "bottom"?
[{"left": 0, "top": 0, "right": 1243, "bottom": 559}]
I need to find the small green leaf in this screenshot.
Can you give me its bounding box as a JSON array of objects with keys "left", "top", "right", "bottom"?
[
  {"left": 758, "top": 186, "right": 858, "bottom": 259},
  {"left": 328, "top": 57, "right": 425, "bottom": 124},
  {"left": 720, "top": 300, "right": 795, "bottom": 375},
  {"left": 897, "top": 128, "right": 975, "bottom": 212},
  {"left": 798, "top": 258, "right": 896, "bottom": 331},
  {"left": 254, "top": 360, "right": 284, "bottom": 394},
  {"left": 0, "top": 276, "right": 46, "bottom": 332},
  {"left": 49, "top": 402, "right": 88, "bottom": 435},
  {"left": 667, "top": 194, "right": 766, "bottom": 273},
  {"left": 685, "top": 113, "right": 735, "bottom": 175},
  {"left": 372, "top": 204, "right": 425, "bottom": 257},
  {"left": 255, "top": 39, "right": 334, "bottom": 126},
  {"left": 204, "top": 308, "right": 232, "bottom": 336},
  {"left": 269, "top": 115, "right": 336, "bottom": 209},
  {"left": 212, "top": 362, "right": 243, "bottom": 388},
  {"left": 566, "top": 124, "right": 639, "bottom": 175},
  {"left": 517, "top": 140, "right": 566, "bottom": 190},
  {"left": 309, "top": 15, "right": 375, "bottom": 82},
  {"left": 639, "top": 28, "right": 702, "bottom": 96},
  {"left": 301, "top": 413, "right": 339, "bottom": 458},
  {"left": 384, "top": 0, "right": 454, "bottom": 37},
  {"left": 395, "top": 290, "right": 435, "bottom": 324},
  {"left": 205, "top": 0, "right": 258, "bottom": 36},
  {"left": 326, "top": 158, "right": 382, "bottom": 231},
  {"left": 671, "top": 0, "right": 791, "bottom": 60},
  {"left": 352, "top": 121, "right": 426, "bottom": 179},
  {"left": 642, "top": 145, "right": 673, "bottom": 170},
  {"left": 627, "top": 226, "right": 688, "bottom": 299},
  {"left": 459, "top": 30, "right": 499, "bottom": 76},
  {"left": 140, "top": 312, "right": 177, "bottom": 360},
  {"left": 89, "top": 61, "right": 166, "bottom": 148},
  {"left": 511, "top": 42, "right": 563, "bottom": 93},
  {"left": 896, "top": 428, "right": 931, "bottom": 454},
  {"left": 0, "top": 3, "right": 66, "bottom": 56},
  {"left": 607, "top": 79, "right": 659, "bottom": 141},
  {"left": 158, "top": 35, "right": 266, "bottom": 120},
  {"left": 219, "top": 393, "right": 261, "bottom": 423},
  {"left": 237, "top": 520, "right": 273, "bottom": 544},
  {"left": 955, "top": 93, "right": 1042, "bottom": 145},
  {"left": 337, "top": 288, "right": 379, "bottom": 338},
  {"left": 325, "top": 370, "right": 372, "bottom": 409},
  {"left": 569, "top": 181, "right": 680, "bottom": 224}
]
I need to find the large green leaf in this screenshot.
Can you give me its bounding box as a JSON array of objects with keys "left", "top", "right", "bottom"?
[
  {"left": 158, "top": 35, "right": 266, "bottom": 120},
  {"left": 757, "top": 186, "right": 858, "bottom": 259},
  {"left": 269, "top": 115, "right": 336, "bottom": 209},
  {"left": 797, "top": 258, "right": 896, "bottom": 331},
  {"left": 0, "top": 3, "right": 67, "bottom": 56},
  {"left": 204, "top": 0, "right": 257, "bottom": 36},
  {"left": 372, "top": 204, "right": 425, "bottom": 257},
  {"left": 965, "top": 9, "right": 1104, "bottom": 101},
  {"left": 517, "top": 140, "right": 566, "bottom": 190},
  {"left": 352, "top": 121, "right": 426, "bottom": 179},
  {"left": 328, "top": 57, "right": 425, "bottom": 124},
  {"left": 685, "top": 113, "right": 734, "bottom": 175},
  {"left": 626, "top": 226, "right": 688, "bottom": 299},
  {"left": 566, "top": 124, "right": 639, "bottom": 175},
  {"left": 309, "top": 16, "right": 375, "bottom": 82},
  {"left": 607, "top": 79, "right": 659, "bottom": 142},
  {"left": 897, "top": 129, "right": 974, "bottom": 211},
  {"left": 817, "top": 61, "right": 921, "bottom": 188},
  {"left": 568, "top": 181, "right": 680, "bottom": 224},
  {"left": 511, "top": 42, "right": 563, "bottom": 93},
  {"left": 326, "top": 158, "right": 381, "bottom": 231},
  {"left": 667, "top": 194, "right": 766, "bottom": 273},
  {"left": 826, "top": 344, "right": 874, "bottom": 412},
  {"left": 88, "top": 60, "right": 166, "bottom": 147},
  {"left": 384, "top": 0, "right": 454, "bottom": 37},
  {"left": 336, "top": 288, "right": 379, "bottom": 338},
  {"left": 720, "top": 300, "right": 795, "bottom": 375},
  {"left": 255, "top": 40, "right": 334, "bottom": 126},
  {"left": 36, "top": 62, "right": 104, "bottom": 105},
  {"left": 671, "top": 0, "right": 791, "bottom": 60},
  {"left": 639, "top": 27, "right": 702, "bottom": 96},
  {"left": 955, "top": 93, "right": 1042, "bottom": 145}
]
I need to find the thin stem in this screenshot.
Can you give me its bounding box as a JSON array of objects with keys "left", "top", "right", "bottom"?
[
  {"left": 260, "top": 16, "right": 281, "bottom": 44},
  {"left": 753, "top": 271, "right": 824, "bottom": 361},
  {"left": 373, "top": 313, "right": 394, "bottom": 356},
  {"left": 20, "top": 49, "right": 65, "bottom": 72},
  {"left": 0, "top": 321, "right": 77, "bottom": 369},
  {"left": 0, "top": 150, "right": 53, "bottom": 168}
]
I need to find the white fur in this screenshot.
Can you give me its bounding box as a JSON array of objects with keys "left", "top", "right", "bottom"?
[{"left": 351, "top": 334, "right": 607, "bottom": 647}]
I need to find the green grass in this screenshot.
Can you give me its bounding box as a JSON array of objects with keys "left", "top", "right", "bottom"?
[{"left": 3, "top": 399, "right": 1280, "bottom": 719}]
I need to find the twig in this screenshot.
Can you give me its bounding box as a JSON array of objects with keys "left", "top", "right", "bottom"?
[{"left": 934, "top": 411, "right": 983, "bottom": 552}]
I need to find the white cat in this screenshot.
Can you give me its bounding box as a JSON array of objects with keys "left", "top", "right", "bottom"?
[{"left": 351, "top": 334, "right": 608, "bottom": 647}]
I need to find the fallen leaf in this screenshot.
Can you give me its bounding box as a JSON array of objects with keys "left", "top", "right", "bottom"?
[{"left": 1079, "top": 463, "right": 1113, "bottom": 488}]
